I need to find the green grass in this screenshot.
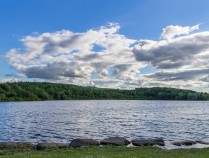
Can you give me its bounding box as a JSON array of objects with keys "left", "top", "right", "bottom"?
[{"left": 1, "top": 146, "right": 209, "bottom": 158}]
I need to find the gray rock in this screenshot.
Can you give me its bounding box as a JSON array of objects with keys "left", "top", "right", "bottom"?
[
  {"left": 70, "top": 139, "right": 100, "bottom": 148},
  {"left": 131, "top": 138, "right": 165, "bottom": 146},
  {"left": 100, "top": 137, "right": 130, "bottom": 146},
  {"left": 36, "top": 143, "right": 70, "bottom": 150},
  {"left": 0, "top": 142, "right": 34, "bottom": 149},
  {"left": 196, "top": 140, "right": 209, "bottom": 145},
  {"left": 172, "top": 140, "right": 196, "bottom": 146}
]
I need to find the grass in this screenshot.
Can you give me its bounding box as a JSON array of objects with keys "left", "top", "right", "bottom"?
[{"left": 1, "top": 146, "right": 209, "bottom": 158}]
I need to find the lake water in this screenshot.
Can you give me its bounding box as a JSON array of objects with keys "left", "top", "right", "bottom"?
[{"left": 1, "top": 100, "right": 209, "bottom": 148}]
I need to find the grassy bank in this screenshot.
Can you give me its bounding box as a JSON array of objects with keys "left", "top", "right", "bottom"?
[{"left": 1, "top": 146, "right": 209, "bottom": 158}]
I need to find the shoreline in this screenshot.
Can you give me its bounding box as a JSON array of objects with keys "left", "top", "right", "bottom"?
[
  {"left": 1, "top": 137, "right": 209, "bottom": 150},
  {"left": 1, "top": 99, "right": 209, "bottom": 103}
]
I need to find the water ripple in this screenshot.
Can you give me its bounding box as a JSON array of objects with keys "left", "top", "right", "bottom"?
[{"left": 0, "top": 100, "right": 209, "bottom": 144}]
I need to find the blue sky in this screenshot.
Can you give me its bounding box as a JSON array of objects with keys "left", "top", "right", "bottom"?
[{"left": 1, "top": 0, "right": 209, "bottom": 91}]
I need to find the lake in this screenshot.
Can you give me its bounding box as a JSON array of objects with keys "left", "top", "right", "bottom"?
[{"left": 1, "top": 100, "right": 209, "bottom": 148}]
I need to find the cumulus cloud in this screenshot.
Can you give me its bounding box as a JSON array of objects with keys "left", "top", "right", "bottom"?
[
  {"left": 6, "top": 23, "right": 144, "bottom": 88},
  {"left": 0, "top": 78, "right": 20, "bottom": 83},
  {"left": 133, "top": 24, "right": 209, "bottom": 91},
  {"left": 146, "top": 68, "right": 209, "bottom": 81},
  {"left": 23, "top": 61, "right": 93, "bottom": 80},
  {"left": 161, "top": 24, "right": 199, "bottom": 40},
  {"left": 6, "top": 23, "right": 209, "bottom": 91},
  {"left": 134, "top": 32, "right": 209, "bottom": 69}
]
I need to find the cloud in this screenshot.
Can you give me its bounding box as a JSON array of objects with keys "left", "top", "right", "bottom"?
[
  {"left": 146, "top": 68, "right": 209, "bottom": 81},
  {"left": 134, "top": 31, "right": 209, "bottom": 69},
  {"left": 5, "top": 73, "right": 14, "bottom": 77},
  {"left": 6, "top": 23, "right": 144, "bottom": 88},
  {"left": 161, "top": 24, "right": 199, "bottom": 40},
  {"left": 23, "top": 61, "right": 93, "bottom": 80},
  {"left": 133, "top": 24, "right": 209, "bottom": 92},
  {"left": 6, "top": 23, "right": 209, "bottom": 91},
  {"left": 0, "top": 78, "right": 20, "bottom": 83}
]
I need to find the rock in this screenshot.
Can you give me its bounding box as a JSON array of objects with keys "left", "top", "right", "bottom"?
[
  {"left": 0, "top": 142, "right": 34, "bottom": 149},
  {"left": 172, "top": 140, "right": 196, "bottom": 146},
  {"left": 36, "top": 143, "right": 70, "bottom": 150},
  {"left": 70, "top": 139, "right": 100, "bottom": 148},
  {"left": 100, "top": 137, "right": 130, "bottom": 146},
  {"left": 131, "top": 138, "right": 165, "bottom": 146},
  {"left": 196, "top": 140, "right": 209, "bottom": 145}
]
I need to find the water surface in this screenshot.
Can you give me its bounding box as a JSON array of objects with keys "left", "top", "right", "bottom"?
[{"left": 0, "top": 100, "right": 209, "bottom": 148}]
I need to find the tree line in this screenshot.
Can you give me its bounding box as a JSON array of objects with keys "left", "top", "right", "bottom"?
[{"left": 0, "top": 82, "right": 208, "bottom": 101}]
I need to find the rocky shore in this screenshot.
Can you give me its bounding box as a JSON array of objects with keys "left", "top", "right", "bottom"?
[{"left": 1, "top": 137, "right": 209, "bottom": 150}]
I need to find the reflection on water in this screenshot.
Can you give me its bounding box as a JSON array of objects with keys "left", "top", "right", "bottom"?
[{"left": 0, "top": 100, "right": 209, "bottom": 145}]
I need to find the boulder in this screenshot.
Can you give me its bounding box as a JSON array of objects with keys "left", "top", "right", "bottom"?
[
  {"left": 172, "top": 140, "right": 196, "bottom": 146},
  {"left": 131, "top": 138, "right": 165, "bottom": 146},
  {"left": 100, "top": 137, "right": 130, "bottom": 146},
  {"left": 36, "top": 143, "right": 70, "bottom": 150},
  {"left": 0, "top": 142, "right": 34, "bottom": 150},
  {"left": 70, "top": 139, "right": 100, "bottom": 148},
  {"left": 196, "top": 140, "right": 209, "bottom": 145}
]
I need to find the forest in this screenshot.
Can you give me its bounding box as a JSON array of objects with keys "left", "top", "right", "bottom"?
[{"left": 0, "top": 82, "right": 209, "bottom": 101}]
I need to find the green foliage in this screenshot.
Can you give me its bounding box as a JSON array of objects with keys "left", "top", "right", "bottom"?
[{"left": 0, "top": 82, "right": 209, "bottom": 101}]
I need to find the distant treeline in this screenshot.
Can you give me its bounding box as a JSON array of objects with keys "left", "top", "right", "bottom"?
[{"left": 0, "top": 82, "right": 209, "bottom": 101}]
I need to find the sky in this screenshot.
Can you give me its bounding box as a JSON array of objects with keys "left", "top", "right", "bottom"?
[{"left": 1, "top": 0, "right": 209, "bottom": 92}]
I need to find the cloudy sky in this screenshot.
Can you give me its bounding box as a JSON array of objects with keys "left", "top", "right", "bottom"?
[{"left": 1, "top": 0, "right": 209, "bottom": 92}]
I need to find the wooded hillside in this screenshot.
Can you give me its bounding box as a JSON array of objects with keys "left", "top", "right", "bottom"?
[{"left": 0, "top": 82, "right": 208, "bottom": 101}]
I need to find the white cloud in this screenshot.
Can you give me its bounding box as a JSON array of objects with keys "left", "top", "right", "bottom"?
[
  {"left": 6, "top": 23, "right": 209, "bottom": 92},
  {"left": 0, "top": 78, "right": 20, "bottom": 83},
  {"left": 133, "top": 24, "right": 209, "bottom": 92},
  {"left": 134, "top": 31, "right": 209, "bottom": 69},
  {"left": 161, "top": 24, "right": 199, "bottom": 40},
  {"left": 6, "top": 23, "right": 144, "bottom": 88}
]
